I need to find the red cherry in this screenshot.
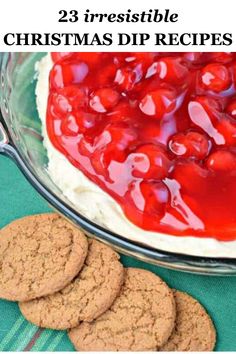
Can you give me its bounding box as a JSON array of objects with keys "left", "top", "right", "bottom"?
[
  {"left": 226, "top": 100, "right": 236, "bottom": 118},
  {"left": 129, "top": 180, "right": 169, "bottom": 216},
  {"left": 90, "top": 148, "right": 119, "bottom": 177},
  {"left": 50, "top": 61, "right": 89, "bottom": 89},
  {"left": 188, "top": 97, "right": 225, "bottom": 145},
  {"left": 77, "top": 136, "right": 93, "bottom": 157},
  {"left": 107, "top": 102, "right": 134, "bottom": 124},
  {"left": 193, "top": 96, "right": 222, "bottom": 112},
  {"left": 54, "top": 86, "right": 89, "bottom": 112},
  {"left": 61, "top": 114, "right": 80, "bottom": 136},
  {"left": 95, "top": 122, "right": 137, "bottom": 150},
  {"left": 49, "top": 92, "right": 72, "bottom": 117},
  {"left": 61, "top": 111, "right": 98, "bottom": 138},
  {"left": 206, "top": 150, "right": 236, "bottom": 171},
  {"left": 216, "top": 117, "right": 236, "bottom": 146},
  {"left": 89, "top": 88, "right": 120, "bottom": 113},
  {"left": 200, "top": 63, "right": 231, "bottom": 92},
  {"left": 139, "top": 122, "right": 162, "bottom": 144},
  {"left": 140, "top": 118, "right": 176, "bottom": 146},
  {"left": 75, "top": 52, "right": 101, "bottom": 65},
  {"left": 183, "top": 52, "right": 203, "bottom": 64},
  {"left": 51, "top": 52, "right": 73, "bottom": 63},
  {"left": 77, "top": 111, "right": 98, "bottom": 133},
  {"left": 189, "top": 96, "right": 223, "bottom": 126},
  {"left": 125, "top": 53, "right": 156, "bottom": 79},
  {"left": 141, "top": 180, "right": 169, "bottom": 216},
  {"left": 91, "top": 123, "right": 137, "bottom": 174},
  {"left": 131, "top": 144, "right": 171, "bottom": 180},
  {"left": 208, "top": 52, "right": 233, "bottom": 64},
  {"left": 96, "top": 63, "right": 117, "bottom": 86},
  {"left": 132, "top": 53, "right": 155, "bottom": 66},
  {"left": 122, "top": 180, "right": 169, "bottom": 228},
  {"left": 114, "top": 67, "right": 138, "bottom": 91},
  {"left": 139, "top": 89, "right": 177, "bottom": 119},
  {"left": 169, "top": 131, "right": 210, "bottom": 160},
  {"left": 155, "top": 57, "right": 188, "bottom": 84}
]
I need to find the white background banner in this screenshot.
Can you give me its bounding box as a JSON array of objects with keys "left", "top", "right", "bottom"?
[{"left": 0, "top": 0, "right": 235, "bottom": 51}]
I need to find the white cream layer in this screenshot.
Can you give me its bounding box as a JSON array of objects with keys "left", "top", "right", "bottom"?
[{"left": 36, "top": 54, "right": 236, "bottom": 258}]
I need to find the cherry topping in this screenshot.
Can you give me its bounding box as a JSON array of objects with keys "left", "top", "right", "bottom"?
[
  {"left": 132, "top": 53, "right": 155, "bottom": 67},
  {"left": 155, "top": 57, "right": 188, "bottom": 84},
  {"left": 98, "top": 122, "right": 137, "bottom": 151},
  {"left": 114, "top": 67, "right": 137, "bottom": 91},
  {"left": 200, "top": 63, "right": 231, "bottom": 92},
  {"left": 51, "top": 52, "right": 73, "bottom": 63},
  {"left": 91, "top": 122, "right": 138, "bottom": 175},
  {"left": 57, "top": 86, "right": 88, "bottom": 110},
  {"left": 47, "top": 52, "right": 236, "bottom": 241},
  {"left": 50, "top": 92, "right": 72, "bottom": 116},
  {"left": 75, "top": 52, "right": 101, "bottom": 65},
  {"left": 206, "top": 150, "right": 236, "bottom": 171},
  {"left": 96, "top": 64, "right": 117, "bottom": 86},
  {"left": 188, "top": 97, "right": 225, "bottom": 145},
  {"left": 216, "top": 117, "right": 236, "bottom": 146},
  {"left": 124, "top": 180, "right": 169, "bottom": 226},
  {"left": 183, "top": 52, "right": 203, "bottom": 63},
  {"left": 131, "top": 144, "right": 171, "bottom": 180},
  {"left": 140, "top": 181, "right": 169, "bottom": 216},
  {"left": 61, "top": 114, "right": 80, "bottom": 136},
  {"left": 208, "top": 52, "right": 233, "bottom": 64},
  {"left": 169, "top": 131, "right": 210, "bottom": 159},
  {"left": 50, "top": 61, "right": 89, "bottom": 89},
  {"left": 139, "top": 89, "right": 176, "bottom": 119},
  {"left": 90, "top": 88, "right": 120, "bottom": 113},
  {"left": 226, "top": 100, "right": 236, "bottom": 118}
]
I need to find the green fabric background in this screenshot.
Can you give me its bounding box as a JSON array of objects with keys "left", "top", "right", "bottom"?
[{"left": 0, "top": 155, "right": 236, "bottom": 351}]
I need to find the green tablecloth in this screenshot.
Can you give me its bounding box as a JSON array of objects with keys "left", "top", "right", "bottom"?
[{"left": 0, "top": 155, "right": 236, "bottom": 352}]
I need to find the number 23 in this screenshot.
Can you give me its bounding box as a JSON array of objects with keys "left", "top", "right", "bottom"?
[{"left": 58, "top": 10, "right": 79, "bottom": 23}]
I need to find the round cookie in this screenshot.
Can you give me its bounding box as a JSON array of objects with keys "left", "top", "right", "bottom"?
[
  {"left": 0, "top": 213, "right": 88, "bottom": 301},
  {"left": 19, "top": 239, "right": 124, "bottom": 329},
  {"left": 161, "top": 290, "right": 216, "bottom": 351},
  {"left": 68, "top": 268, "right": 176, "bottom": 351}
]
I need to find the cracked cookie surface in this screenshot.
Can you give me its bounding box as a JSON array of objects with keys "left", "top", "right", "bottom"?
[
  {"left": 68, "top": 267, "right": 176, "bottom": 351},
  {"left": 160, "top": 290, "right": 216, "bottom": 351},
  {"left": 19, "top": 239, "right": 124, "bottom": 329},
  {"left": 0, "top": 213, "right": 88, "bottom": 301}
]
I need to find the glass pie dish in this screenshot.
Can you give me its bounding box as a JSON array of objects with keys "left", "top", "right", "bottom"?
[{"left": 0, "top": 52, "right": 236, "bottom": 275}]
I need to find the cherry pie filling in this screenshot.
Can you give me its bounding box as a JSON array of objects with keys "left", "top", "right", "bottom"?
[{"left": 47, "top": 52, "right": 236, "bottom": 241}]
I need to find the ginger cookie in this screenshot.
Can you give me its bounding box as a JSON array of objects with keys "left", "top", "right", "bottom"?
[
  {"left": 19, "top": 239, "right": 124, "bottom": 329},
  {"left": 0, "top": 213, "right": 88, "bottom": 301},
  {"left": 68, "top": 268, "right": 176, "bottom": 351},
  {"left": 161, "top": 290, "right": 216, "bottom": 351}
]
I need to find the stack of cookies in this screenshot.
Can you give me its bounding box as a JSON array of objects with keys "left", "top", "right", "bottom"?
[{"left": 0, "top": 213, "right": 216, "bottom": 351}]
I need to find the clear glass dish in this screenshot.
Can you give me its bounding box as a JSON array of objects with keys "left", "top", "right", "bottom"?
[{"left": 0, "top": 52, "right": 236, "bottom": 275}]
